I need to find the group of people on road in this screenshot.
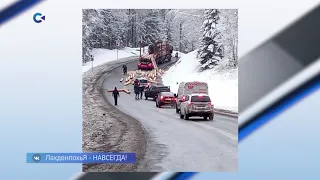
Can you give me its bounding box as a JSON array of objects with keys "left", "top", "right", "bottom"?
[
  {"left": 112, "top": 79, "right": 144, "bottom": 106},
  {"left": 111, "top": 65, "right": 145, "bottom": 106},
  {"left": 134, "top": 79, "right": 144, "bottom": 100},
  {"left": 112, "top": 53, "right": 180, "bottom": 105},
  {"left": 111, "top": 65, "right": 127, "bottom": 106}
]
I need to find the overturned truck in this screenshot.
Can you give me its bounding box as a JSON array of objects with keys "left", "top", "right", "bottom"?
[{"left": 137, "top": 40, "right": 173, "bottom": 70}]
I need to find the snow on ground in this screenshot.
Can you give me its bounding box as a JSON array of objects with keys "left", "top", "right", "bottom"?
[
  {"left": 82, "top": 47, "right": 141, "bottom": 73},
  {"left": 162, "top": 50, "right": 238, "bottom": 112}
]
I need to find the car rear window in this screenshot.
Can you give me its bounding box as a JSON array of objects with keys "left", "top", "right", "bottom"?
[
  {"left": 161, "top": 92, "right": 174, "bottom": 96},
  {"left": 191, "top": 95, "right": 211, "bottom": 102},
  {"left": 139, "top": 79, "right": 148, "bottom": 83},
  {"left": 157, "top": 86, "right": 170, "bottom": 91}
]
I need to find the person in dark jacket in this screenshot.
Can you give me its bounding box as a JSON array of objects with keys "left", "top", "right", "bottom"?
[
  {"left": 139, "top": 86, "right": 144, "bottom": 99},
  {"left": 122, "top": 65, "right": 127, "bottom": 75},
  {"left": 133, "top": 79, "right": 140, "bottom": 99},
  {"left": 134, "top": 86, "right": 140, "bottom": 99},
  {"left": 112, "top": 87, "right": 120, "bottom": 105}
]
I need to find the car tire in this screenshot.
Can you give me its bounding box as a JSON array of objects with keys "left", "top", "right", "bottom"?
[
  {"left": 208, "top": 114, "right": 214, "bottom": 120},
  {"left": 203, "top": 116, "right": 208, "bottom": 120}
]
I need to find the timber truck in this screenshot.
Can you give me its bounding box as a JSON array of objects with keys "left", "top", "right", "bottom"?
[{"left": 137, "top": 40, "right": 173, "bottom": 70}]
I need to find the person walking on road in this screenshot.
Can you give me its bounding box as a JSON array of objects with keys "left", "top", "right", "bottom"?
[
  {"left": 134, "top": 86, "right": 140, "bottom": 99},
  {"left": 122, "top": 65, "right": 127, "bottom": 75},
  {"left": 133, "top": 79, "right": 141, "bottom": 99},
  {"left": 112, "top": 87, "right": 120, "bottom": 106}
]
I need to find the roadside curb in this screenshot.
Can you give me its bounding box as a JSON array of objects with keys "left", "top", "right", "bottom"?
[
  {"left": 214, "top": 108, "right": 238, "bottom": 118},
  {"left": 214, "top": 110, "right": 238, "bottom": 118}
]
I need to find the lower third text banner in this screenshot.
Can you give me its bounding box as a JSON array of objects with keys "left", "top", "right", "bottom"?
[{"left": 26, "top": 153, "right": 136, "bottom": 163}]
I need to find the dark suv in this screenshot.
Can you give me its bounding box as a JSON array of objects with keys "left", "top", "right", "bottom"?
[{"left": 145, "top": 85, "right": 170, "bottom": 100}]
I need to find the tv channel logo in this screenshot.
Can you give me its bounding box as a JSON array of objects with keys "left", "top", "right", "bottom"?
[
  {"left": 32, "top": 153, "right": 41, "bottom": 162},
  {"left": 33, "top": 13, "right": 45, "bottom": 23}
]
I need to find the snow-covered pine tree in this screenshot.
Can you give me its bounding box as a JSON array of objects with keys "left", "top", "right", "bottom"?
[
  {"left": 217, "top": 9, "right": 238, "bottom": 68},
  {"left": 106, "top": 9, "right": 129, "bottom": 48},
  {"left": 143, "top": 10, "right": 164, "bottom": 44},
  {"left": 134, "top": 10, "right": 148, "bottom": 46},
  {"left": 198, "top": 9, "right": 224, "bottom": 71},
  {"left": 164, "top": 17, "right": 173, "bottom": 43},
  {"left": 158, "top": 10, "right": 167, "bottom": 41},
  {"left": 82, "top": 9, "right": 130, "bottom": 63},
  {"left": 82, "top": 9, "right": 97, "bottom": 64},
  {"left": 166, "top": 9, "right": 204, "bottom": 52}
]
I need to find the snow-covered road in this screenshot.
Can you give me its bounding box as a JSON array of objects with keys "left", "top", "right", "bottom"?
[
  {"left": 82, "top": 57, "right": 147, "bottom": 172},
  {"left": 103, "top": 60, "right": 238, "bottom": 171}
]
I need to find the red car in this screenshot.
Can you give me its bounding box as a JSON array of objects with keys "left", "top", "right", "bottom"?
[
  {"left": 137, "top": 59, "right": 154, "bottom": 70},
  {"left": 155, "top": 92, "right": 177, "bottom": 108}
]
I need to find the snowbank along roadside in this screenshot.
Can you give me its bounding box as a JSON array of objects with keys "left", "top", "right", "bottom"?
[
  {"left": 82, "top": 56, "right": 147, "bottom": 172},
  {"left": 82, "top": 47, "right": 141, "bottom": 73},
  {"left": 162, "top": 50, "right": 238, "bottom": 115}
]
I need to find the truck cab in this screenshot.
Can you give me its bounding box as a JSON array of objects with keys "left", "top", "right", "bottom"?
[{"left": 137, "top": 59, "right": 154, "bottom": 70}]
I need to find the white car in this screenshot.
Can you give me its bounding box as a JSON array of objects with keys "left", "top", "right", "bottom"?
[
  {"left": 133, "top": 77, "right": 150, "bottom": 89},
  {"left": 179, "top": 94, "right": 214, "bottom": 120}
]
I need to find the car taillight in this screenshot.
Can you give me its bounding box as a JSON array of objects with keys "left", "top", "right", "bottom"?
[
  {"left": 182, "top": 96, "right": 185, "bottom": 100},
  {"left": 160, "top": 96, "right": 164, "bottom": 100},
  {"left": 208, "top": 102, "right": 213, "bottom": 106},
  {"left": 148, "top": 63, "right": 152, "bottom": 66},
  {"left": 138, "top": 63, "right": 141, "bottom": 65},
  {"left": 188, "top": 102, "right": 193, "bottom": 106},
  {"left": 147, "top": 83, "right": 150, "bottom": 86},
  {"left": 174, "top": 98, "right": 177, "bottom": 101}
]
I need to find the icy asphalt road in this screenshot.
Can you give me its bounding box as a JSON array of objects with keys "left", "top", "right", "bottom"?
[{"left": 103, "top": 60, "right": 238, "bottom": 172}]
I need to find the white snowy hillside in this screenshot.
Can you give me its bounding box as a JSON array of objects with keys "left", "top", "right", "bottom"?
[
  {"left": 82, "top": 47, "right": 141, "bottom": 73},
  {"left": 162, "top": 50, "right": 238, "bottom": 113}
]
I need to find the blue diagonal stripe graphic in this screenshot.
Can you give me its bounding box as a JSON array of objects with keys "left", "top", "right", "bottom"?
[
  {"left": 170, "top": 172, "right": 198, "bottom": 180},
  {"left": 239, "top": 4, "right": 320, "bottom": 142},
  {"left": 0, "top": 0, "right": 44, "bottom": 26},
  {"left": 239, "top": 73, "right": 320, "bottom": 142}
]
